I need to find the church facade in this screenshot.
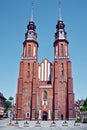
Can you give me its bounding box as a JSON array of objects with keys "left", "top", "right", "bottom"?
[{"left": 15, "top": 8, "right": 75, "bottom": 120}]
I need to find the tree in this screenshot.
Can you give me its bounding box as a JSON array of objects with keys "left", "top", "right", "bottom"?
[
  {"left": 4, "top": 100, "right": 11, "bottom": 113},
  {"left": 51, "top": 111, "right": 55, "bottom": 121},
  {"left": 83, "top": 98, "right": 87, "bottom": 108},
  {"left": 80, "top": 98, "right": 87, "bottom": 111},
  {"left": 9, "top": 96, "right": 14, "bottom": 101},
  {"left": 4, "top": 96, "right": 14, "bottom": 113},
  {"left": 35, "top": 111, "right": 39, "bottom": 120},
  {"left": 80, "top": 106, "right": 87, "bottom": 111},
  {"left": 9, "top": 96, "right": 14, "bottom": 107}
]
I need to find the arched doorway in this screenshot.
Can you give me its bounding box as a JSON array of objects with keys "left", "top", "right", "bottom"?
[
  {"left": 61, "top": 114, "right": 64, "bottom": 120},
  {"left": 42, "top": 111, "right": 48, "bottom": 120}
]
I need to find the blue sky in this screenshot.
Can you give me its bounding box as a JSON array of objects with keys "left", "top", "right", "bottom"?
[{"left": 0, "top": 0, "right": 87, "bottom": 101}]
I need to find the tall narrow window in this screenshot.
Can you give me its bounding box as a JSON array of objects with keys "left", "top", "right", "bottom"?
[
  {"left": 61, "top": 44, "right": 64, "bottom": 56},
  {"left": 42, "top": 91, "right": 47, "bottom": 105},
  {"left": 61, "top": 63, "right": 64, "bottom": 76},
  {"left": 33, "top": 46, "right": 36, "bottom": 56},
  {"left": 56, "top": 46, "right": 58, "bottom": 56},
  {"left": 27, "top": 71, "right": 30, "bottom": 78},
  {"left": 27, "top": 63, "right": 30, "bottom": 78},
  {"left": 65, "top": 46, "right": 67, "bottom": 56},
  {"left": 24, "top": 47, "right": 25, "bottom": 56},
  {"left": 28, "top": 63, "right": 30, "bottom": 70},
  {"left": 28, "top": 45, "right": 31, "bottom": 57},
  {"left": 38, "top": 66, "right": 40, "bottom": 80}
]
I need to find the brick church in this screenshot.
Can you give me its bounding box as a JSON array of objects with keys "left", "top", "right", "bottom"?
[{"left": 15, "top": 5, "right": 75, "bottom": 120}]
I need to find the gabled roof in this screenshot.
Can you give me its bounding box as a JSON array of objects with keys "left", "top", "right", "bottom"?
[{"left": 39, "top": 58, "right": 52, "bottom": 65}]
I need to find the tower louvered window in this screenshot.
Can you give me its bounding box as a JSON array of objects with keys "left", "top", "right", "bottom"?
[
  {"left": 28, "top": 45, "right": 31, "bottom": 57},
  {"left": 61, "top": 44, "right": 64, "bottom": 56}
]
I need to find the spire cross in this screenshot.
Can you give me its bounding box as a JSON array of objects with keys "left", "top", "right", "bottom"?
[
  {"left": 30, "top": 0, "right": 34, "bottom": 21},
  {"left": 59, "top": 0, "right": 62, "bottom": 20}
]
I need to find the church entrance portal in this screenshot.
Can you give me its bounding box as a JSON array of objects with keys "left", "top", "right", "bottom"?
[{"left": 42, "top": 111, "right": 48, "bottom": 120}]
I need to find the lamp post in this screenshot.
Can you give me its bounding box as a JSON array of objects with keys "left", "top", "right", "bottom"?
[
  {"left": 8, "top": 109, "right": 14, "bottom": 126},
  {"left": 10, "top": 110, "right": 12, "bottom": 124}
]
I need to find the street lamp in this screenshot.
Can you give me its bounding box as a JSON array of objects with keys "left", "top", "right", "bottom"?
[{"left": 10, "top": 110, "right": 12, "bottom": 124}]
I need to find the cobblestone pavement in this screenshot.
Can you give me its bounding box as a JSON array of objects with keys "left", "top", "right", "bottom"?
[{"left": 0, "top": 118, "right": 87, "bottom": 130}]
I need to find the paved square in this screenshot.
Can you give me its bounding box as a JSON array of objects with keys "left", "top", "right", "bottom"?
[{"left": 0, "top": 119, "right": 87, "bottom": 130}]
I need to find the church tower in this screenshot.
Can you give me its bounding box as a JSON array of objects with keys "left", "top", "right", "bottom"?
[
  {"left": 15, "top": 2, "right": 75, "bottom": 120},
  {"left": 53, "top": 6, "right": 75, "bottom": 120},
  {"left": 15, "top": 5, "right": 39, "bottom": 120}
]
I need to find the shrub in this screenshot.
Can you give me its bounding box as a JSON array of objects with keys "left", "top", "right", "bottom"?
[
  {"left": 83, "top": 118, "right": 87, "bottom": 123},
  {"left": 52, "top": 121, "right": 56, "bottom": 124},
  {"left": 36, "top": 120, "right": 40, "bottom": 124},
  {"left": 15, "top": 121, "right": 19, "bottom": 124},
  {"left": 24, "top": 121, "right": 29, "bottom": 124}
]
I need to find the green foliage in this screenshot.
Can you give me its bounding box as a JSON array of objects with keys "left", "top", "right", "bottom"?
[
  {"left": 64, "top": 120, "right": 68, "bottom": 123},
  {"left": 80, "top": 106, "right": 87, "bottom": 111},
  {"left": 9, "top": 96, "right": 14, "bottom": 101},
  {"left": 83, "top": 117, "right": 87, "bottom": 123},
  {"left": 83, "top": 98, "right": 87, "bottom": 107},
  {"left": 52, "top": 121, "right": 56, "bottom": 124},
  {"left": 35, "top": 111, "right": 39, "bottom": 119},
  {"left": 4, "top": 96, "right": 14, "bottom": 113},
  {"left": 24, "top": 121, "right": 29, "bottom": 124},
  {"left": 36, "top": 120, "right": 40, "bottom": 124},
  {"left": 15, "top": 121, "right": 19, "bottom": 124},
  {"left": 80, "top": 98, "right": 87, "bottom": 111},
  {"left": 4, "top": 100, "right": 11, "bottom": 113},
  {"left": 75, "top": 118, "right": 81, "bottom": 123},
  {"left": 62, "top": 120, "right": 68, "bottom": 126},
  {"left": 51, "top": 111, "right": 55, "bottom": 120}
]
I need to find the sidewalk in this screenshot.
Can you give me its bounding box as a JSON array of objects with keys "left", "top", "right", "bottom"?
[{"left": 0, "top": 118, "right": 87, "bottom": 130}]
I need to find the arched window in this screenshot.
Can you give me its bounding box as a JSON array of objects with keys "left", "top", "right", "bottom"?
[
  {"left": 42, "top": 91, "right": 48, "bottom": 105},
  {"left": 26, "top": 112, "right": 30, "bottom": 118}
]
